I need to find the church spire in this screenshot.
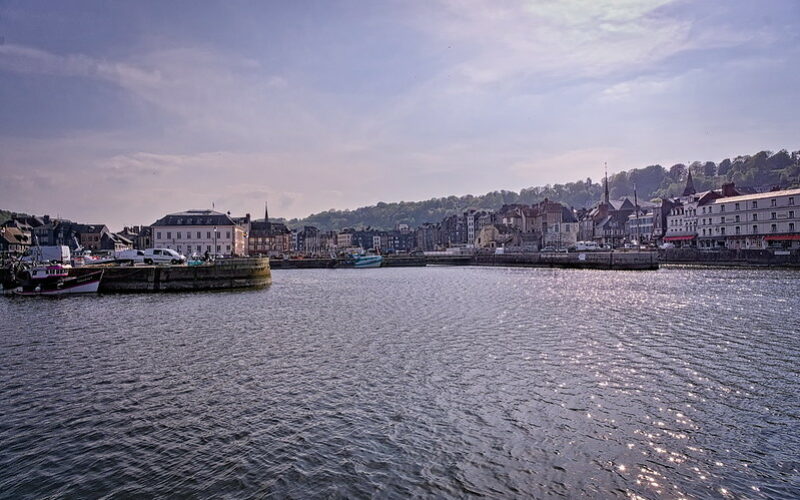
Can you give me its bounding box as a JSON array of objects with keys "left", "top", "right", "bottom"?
[
  {"left": 682, "top": 170, "right": 696, "bottom": 196},
  {"left": 264, "top": 200, "right": 269, "bottom": 222},
  {"left": 603, "top": 162, "right": 610, "bottom": 205}
]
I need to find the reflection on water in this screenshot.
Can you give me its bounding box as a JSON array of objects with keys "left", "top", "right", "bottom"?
[{"left": 1, "top": 267, "right": 798, "bottom": 498}]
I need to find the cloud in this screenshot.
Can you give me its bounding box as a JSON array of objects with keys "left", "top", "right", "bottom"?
[{"left": 412, "top": 0, "right": 752, "bottom": 89}]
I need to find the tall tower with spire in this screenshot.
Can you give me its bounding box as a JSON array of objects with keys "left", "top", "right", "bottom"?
[
  {"left": 264, "top": 200, "right": 269, "bottom": 222},
  {"left": 603, "top": 162, "right": 610, "bottom": 205},
  {"left": 682, "top": 170, "right": 696, "bottom": 197}
]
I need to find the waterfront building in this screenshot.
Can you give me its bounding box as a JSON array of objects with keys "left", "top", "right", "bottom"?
[
  {"left": 336, "top": 228, "right": 355, "bottom": 249},
  {"left": 698, "top": 187, "right": 800, "bottom": 250},
  {"left": 415, "top": 223, "right": 441, "bottom": 252},
  {"left": 100, "top": 232, "right": 134, "bottom": 251},
  {"left": 542, "top": 206, "right": 579, "bottom": 249},
  {"left": 664, "top": 179, "right": 740, "bottom": 248},
  {"left": 475, "top": 224, "right": 521, "bottom": 249},
  {"left": 247, "top": 204, "right": 291, "bottom": 256},
  {"left": 77, "top": 224, "right": 111, "bottom": 251},
  {"left": 0, "top": 226, "right": 31, "bottom": 254},
  {"left": 386, "top": 230, "right": 416, "bottom": 253},
  {"left": 626, "top": 208, "right": 655, "bottom": 243},
  {"left": 118, "top": 226, "right": 152, "bottom": 250},
  {"left": 439, "top": 214, "right": 466, "bottom": 246},
  {"left": 151, "top": 209, "right": 247, "bottom": 257},
  {"left": 295, "top": 226, "right": 321, "bottom": 255}
]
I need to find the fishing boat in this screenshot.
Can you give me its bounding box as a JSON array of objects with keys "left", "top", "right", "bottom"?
[
  {"left": 12, "top": 263, "right": 103, "bottom": 296},
  {"left": 349, "top": 254, "right": 383, "bottom": 268}
]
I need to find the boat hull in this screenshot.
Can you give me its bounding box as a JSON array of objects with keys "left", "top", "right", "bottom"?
[{"left": 13, "top": 270, "right": 103, "bottom": 296}]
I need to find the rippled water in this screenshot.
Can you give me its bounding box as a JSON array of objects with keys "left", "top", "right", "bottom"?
[{"left": 1, "top": 267, "right": 799, "bottom": 498}]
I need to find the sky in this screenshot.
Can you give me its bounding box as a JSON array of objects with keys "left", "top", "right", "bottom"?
[{"left": 1, "top": 0, "right": 798, "bottom": 230}]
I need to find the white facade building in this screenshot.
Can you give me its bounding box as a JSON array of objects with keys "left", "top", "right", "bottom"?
[
  {"left": 698, "top": 188, "right": 800, "bottom": 250},
  {"left": 151, "top": 210, "right": 248, "bottom": 257}
]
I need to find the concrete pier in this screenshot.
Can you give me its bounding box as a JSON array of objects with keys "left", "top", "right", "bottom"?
[{"left": 88, "top": 257, "right": 271, "bottom": 292}]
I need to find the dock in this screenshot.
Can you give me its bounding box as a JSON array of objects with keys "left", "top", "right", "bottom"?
[
  {"left": 269, "top": 252, "right": 658, "bottom": 270},
  {"left": 86, "top": 257, "right": 272, "bottom": 292}
]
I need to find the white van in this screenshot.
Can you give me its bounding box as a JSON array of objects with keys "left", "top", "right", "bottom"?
[
  {"left": 142, "top": 248, "right": 186, "bottom": 265},
  {"left": 114, "top": 249, "right": 146, "bottom": 263},
  {"left": 573, "top": 241, "right": 600, "bottom": 251}
]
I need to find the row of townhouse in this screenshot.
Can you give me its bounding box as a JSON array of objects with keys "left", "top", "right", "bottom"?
[
  {"left": 661, "top": 170, "right": 800, "bottom": 250},
  {"left": 1, "top": 214, "right": 135, "bottom": 254}
]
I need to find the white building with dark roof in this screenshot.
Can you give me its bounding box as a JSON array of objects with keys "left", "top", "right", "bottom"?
[
  {"left": 151, "top": 210, "right": 248, "bottom": 257},
  {"left": 699, "top": 187, "right": 800, "bottom": 250}
]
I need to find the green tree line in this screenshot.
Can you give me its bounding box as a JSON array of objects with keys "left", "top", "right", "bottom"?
[{"left": 288, "top": 149, "right": 800, "bottom": 231}]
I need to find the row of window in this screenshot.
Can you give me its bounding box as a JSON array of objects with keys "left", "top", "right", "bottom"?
[
  {"left": 701, "top": 210, "right": 796, "bottom": 225},
  {"left": 701, "top": 222, "right": 796, "bottom": 236},
  {"left": 156, "top": 231, "right": 232, "bottom": 240},
  {"left": 167, "top": 244, "right": 232, "bottom": 253},
  {"left": 705, "top": 196, "right": 795, "bottom": 214}
]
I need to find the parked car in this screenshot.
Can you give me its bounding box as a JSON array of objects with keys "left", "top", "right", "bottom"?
[{"left": 142, "top": 248, "right": 186, "bottom": 265}]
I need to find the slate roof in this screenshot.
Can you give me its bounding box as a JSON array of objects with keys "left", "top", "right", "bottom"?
[{"left": 152, "top": 210, "right": 237, "bottom": 227}]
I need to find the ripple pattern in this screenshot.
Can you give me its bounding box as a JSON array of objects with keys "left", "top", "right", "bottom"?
[{"left": 1, "top": 267, "right": 799, "bottom": 498}]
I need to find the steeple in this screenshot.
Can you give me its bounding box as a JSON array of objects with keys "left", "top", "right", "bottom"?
[
  {"left": 682, "top": 170, "right": 696, "bottom": 197},
  {"left": 603, "top": 162, "right": 610, "bottom": 205},
  {"left": 264, "top": 200, "right": 269, "bottom": 222}
]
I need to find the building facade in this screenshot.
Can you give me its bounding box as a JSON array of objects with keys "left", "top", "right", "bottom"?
[
  {"left": 698, "top": 188, "right": 800, "bottom": 250},
  {"left": 151, "top": 210, "right": 248, "bottom": 257}
]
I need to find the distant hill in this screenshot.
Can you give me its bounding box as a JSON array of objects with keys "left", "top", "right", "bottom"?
[{"left": 288, "top": 149, "right": 800, "bottom": 231}]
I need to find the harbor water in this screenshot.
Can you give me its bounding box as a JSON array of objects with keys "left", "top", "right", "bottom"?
[{"left": 0, "top": 267, "right": 798, "bottom": 498}]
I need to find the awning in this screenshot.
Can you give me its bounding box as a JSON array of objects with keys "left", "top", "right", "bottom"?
[
  {"left": 764, "top": 234, "right": 800, "bottom": 241},
  {"left": 664, "top": 235, "right": 696, "bottom": 242}
]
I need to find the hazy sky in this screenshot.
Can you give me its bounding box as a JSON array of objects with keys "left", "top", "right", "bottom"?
[{"left": 1, "top": 0, "right": 798, "bottom": 229}]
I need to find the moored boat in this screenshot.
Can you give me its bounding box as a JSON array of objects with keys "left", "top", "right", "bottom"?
[
  {"left": 350, "top": 254, "right": 383, "bottom": 268},
  {"left": 12, "top": 263, "right": 103, "bottom": 296}
]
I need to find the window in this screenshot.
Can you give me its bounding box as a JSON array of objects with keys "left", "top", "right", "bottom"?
[
  {"left": 771, "top": 212, "right": 777, "bottom": 220},
  {"left": 752, "top": 214, "right": 758, "bottom": 221},
  {"left": 226, "top": 231, "right": 231, "bottom": 238},
  {"left": 702, "top": 207, "right": 706, "bottom": 214},
  {"left": 720, "top": 227, "right": 725, "bottom": 235},
  {"left": 176, "top": 232, "right": 181, "bottom": 239},
  {"left": 216, "top": 245, "right": 221, "bottom": 252},
  {"left": 207, "top": 231, "right": 211, "bottom": 238},
  {"left": 752, "top": 201, "right": 758, "bottom": 209},
  {"left": 771, "top": 199, "right": 777, "bottom": 207},
  {"left": 735, "top": 202, "right": 740, "bottom": 210},
  {"left": 735, "top": 226, "right": 740, "bottom": 235},
  {"left": 207, "top": 245, "right": 211, "bottom": 251},
  {"left": 791, "top": 223, "right": 796, "bottom": 232},
  {"left": 157, "top": 232, "right": 162, "bottom": 239},
  {"left": 721, "top": 216, "right": 726, "bottom": 223},
  {"left": 753, "top": 225, "right": 758, "bottom": 234},
  {"left": 790, "top": 211, "right": 795, "bottom": 219},
  {"left": 790, "top": 197, "right": 795, "bottom": 206},
  {"left": 702, "top": 228, "right": 706, "bottom": 236},
  {"left": 166, "top": 232, "right": 171, "bottom": 239},
  {"left": 720, "top": 205, "right": 725, "bottom": 212},
  {"left": 197, "top": 232, "right": 201, "bottom": 238},
  {"left": 735, "top": 215, "right": 740, "bottom": 223},
  {"left": 771, "top": 224, "right": 777, "bottom": 233}
]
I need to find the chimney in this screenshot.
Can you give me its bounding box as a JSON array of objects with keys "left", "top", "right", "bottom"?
[{"left": 721, "top": 182, "right": 738, "bottom": 197}]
